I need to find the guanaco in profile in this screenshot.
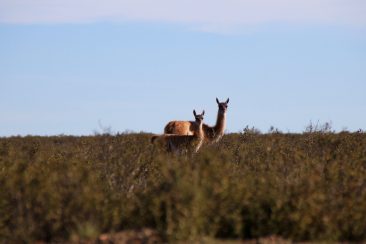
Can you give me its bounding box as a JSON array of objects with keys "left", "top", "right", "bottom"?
[
  {"left": 164, "top": 98, "right": 229, "bottom": 144},
  {"left": 151, "top": 110, "right": 205, "bottom": 153}
]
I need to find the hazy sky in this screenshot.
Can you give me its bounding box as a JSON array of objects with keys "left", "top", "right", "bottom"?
[{"left": 1, "top": 0, "right": 366, "bottom": 136}]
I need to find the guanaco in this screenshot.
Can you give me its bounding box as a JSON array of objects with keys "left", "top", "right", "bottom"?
[
  {"left": 164, "top": 98, "right": 229, "bottom": 144},
  {"left": 152, "top": 110, "right": 205, "bottom": 153}
]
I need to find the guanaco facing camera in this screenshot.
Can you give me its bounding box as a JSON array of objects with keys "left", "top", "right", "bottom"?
[
  {"left": 151, "top": 110, "right": 205, "bottom": 153},
  {"left": 164, "top": 98, "right": 229, "bottom": 144}
]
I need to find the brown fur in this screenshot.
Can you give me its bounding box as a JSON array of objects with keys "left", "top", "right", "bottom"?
[
  {"left": 151, "top": 134, "right": 203, "bottom": 153},
  {"left": 202, "top": 112, "right": 226, "bottom": 144},
  {"left": 164, "top": 98, "right": 228, "bottom": 144},
  {"left": 153, "top": 110, "right": 205, "bottom": 153},
  {"left": 164, "top": 121, "right": 199, "bottom": 136}
]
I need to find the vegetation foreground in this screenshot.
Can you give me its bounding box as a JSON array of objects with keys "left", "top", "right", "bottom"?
[{"left": 1, "top": 129, "right": 366, "bottom": 242}]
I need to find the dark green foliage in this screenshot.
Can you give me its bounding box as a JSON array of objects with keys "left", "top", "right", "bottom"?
[{"left": 1, "top": 131, "right": 366, "bottom": 242}]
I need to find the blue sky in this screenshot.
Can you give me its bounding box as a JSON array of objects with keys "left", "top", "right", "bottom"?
[{"left": 1, "top": 1, "right": 366, "bottom": 136}]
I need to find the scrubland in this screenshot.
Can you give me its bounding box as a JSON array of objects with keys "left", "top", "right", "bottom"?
[{"left": 1, "top": 127, "right": 366, "bottom": 242}]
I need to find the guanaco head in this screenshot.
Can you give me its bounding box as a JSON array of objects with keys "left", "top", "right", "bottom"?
[
  {"left": 216, "top": 98, "right": 229, "bottom": 114},
  {"left": 193, "top": 110, "right": 205, "bottom": 124}
]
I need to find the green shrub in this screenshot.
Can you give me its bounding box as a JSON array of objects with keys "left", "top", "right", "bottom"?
[{"left": 1, "top": 131, "right": 366, "bottom": 242}]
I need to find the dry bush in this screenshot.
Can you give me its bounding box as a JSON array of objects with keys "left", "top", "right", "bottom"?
[{"left": 1, "top": 130, "right": 366, "bottom": 242}]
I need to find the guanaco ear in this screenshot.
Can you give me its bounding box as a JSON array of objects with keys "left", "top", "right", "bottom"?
[
  {"left": 226, "top": 98, "right": 229, "bottom": 104},
  {"left": 193, "top": 110, "right": 197, "bottom": 116},
  {"left": 216, "top": 98, "right": 220, "bottom": 104},
  {"left": 202, "top": 110, "right": 205, "bottom": 116}
]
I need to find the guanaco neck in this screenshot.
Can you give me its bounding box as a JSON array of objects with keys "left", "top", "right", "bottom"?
[
  {"left": 213, "top": 110, "right": 226, "bottom": 137},
  {"left": 195, "top": 120, "right": 204, "bottom": 139}
]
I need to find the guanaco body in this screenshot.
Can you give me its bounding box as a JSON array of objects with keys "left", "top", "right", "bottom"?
[
  {"left": 152, "top": 110, "right": 205, "bottom": 153},
  {"left": 164, "top": 98, "right": 229, "bottom": 144}
]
